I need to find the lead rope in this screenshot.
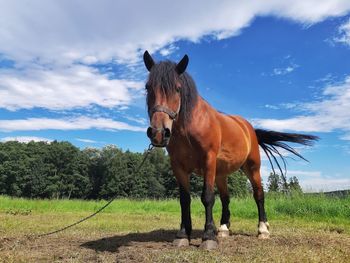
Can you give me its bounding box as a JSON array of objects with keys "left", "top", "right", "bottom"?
[{"left": 35, "top": 144, "right": 154, "bottom": 238}]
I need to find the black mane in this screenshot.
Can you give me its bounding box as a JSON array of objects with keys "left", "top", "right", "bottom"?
[{"left": 146, "top": 61, "right": 198, "bottom": 125}]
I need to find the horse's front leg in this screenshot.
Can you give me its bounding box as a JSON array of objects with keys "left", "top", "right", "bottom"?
[
  {"left": 200, "top": 152, "right": 218, "bottom": 250},
  {"left": 173, "top": 169, "right": 192, "bottom": 247}
]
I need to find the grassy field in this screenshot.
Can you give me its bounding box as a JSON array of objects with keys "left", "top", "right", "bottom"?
[{"left": 0, "top": 194, "right": 349, "bottom": 262}]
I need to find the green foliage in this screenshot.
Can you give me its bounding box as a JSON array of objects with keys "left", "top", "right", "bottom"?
[
  {"left": 289, "top": 176, "right": 302, "bottom": 193},
  {"left": 267, "top": 172, "right": 303, "bottom": 194},
  {"left": 267, "top": 172, "right": 280, "bottom": 192},
  {"left": 0, "top": 141, "right": 92, "bottom": 199},
  {"left": 0, "top": 141, "right": 257, "bottom": 199},
  {"left": 227, "top": 170, "right": 250, "bottom": 197}
]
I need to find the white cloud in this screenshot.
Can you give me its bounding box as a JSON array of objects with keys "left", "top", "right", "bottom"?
[
  {"left": 0, "top": 117, "right": 145, "bottom": 132},
  {"left": 301, "top": 177, "right": 350, "bottom": 192},
  {"left": 1, "top": 136, "right": 52, "bottom": 143},
  {"left": 252, "top": 116, "right": 330, "bottom": 132},
  {"left": 272, "top": 64, "right": 299, "bottom": 76},
  {"left": 0, "top": 65, "right": 143, "bottom": 111},
  {"left": 264, "top": 104, "right": 280, "bottom": 110},
  {"left": 0, "top": 1, "right": 348, "bottom": 112},
  {"left": 252, "top": 76, "right": 350, "bottom": 136},
  {"left": 341, "top": 133, "right": 350, "bottom": 140},
  {"left": 159, "top": 44, "right": 179, "bottom": 57},
  {"left": 122, "top": 115, "right": 148, "bottom": 125},
  {"left": 334, "top": 18, "right": 350, "bottom": 46},
  {"left": 287, "top": 170, "right": 322, "bottom": 177},
  {"left": 287, "top": 169, "right": 350, "bottom": 192},
  {"left": 76, "top": 138, "right": 98, "bottom": 143},
  {"left": 0, "top": 1, "right": 350, "bottom": 65}
]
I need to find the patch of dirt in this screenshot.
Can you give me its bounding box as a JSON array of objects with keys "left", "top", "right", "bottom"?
[{"left": 1, "top": 229, "right": 350, "bottom": 262}]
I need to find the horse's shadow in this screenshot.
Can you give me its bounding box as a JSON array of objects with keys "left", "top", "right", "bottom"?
[
  {"left": 81, "top": 229, "right": 255, "bottom": 253},
  {"left": 81, "top": 229, "right": 203, "bottom": 253}
]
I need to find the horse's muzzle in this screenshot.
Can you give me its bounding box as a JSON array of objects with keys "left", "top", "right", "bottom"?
[{"left": 147, "top": 126, "right": 171, "bottom": 147}]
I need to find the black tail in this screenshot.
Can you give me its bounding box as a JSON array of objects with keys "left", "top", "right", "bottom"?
[{"left": 255, "top": 129, "right": 319, "bottom": 176}]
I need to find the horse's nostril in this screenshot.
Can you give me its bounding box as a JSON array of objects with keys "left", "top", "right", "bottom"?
[
  {"left": 147, "top": 127, "right": 153, "bottom": 139},
  {"left": 164, "top": 128, "right": 171, "bottom": 139}
]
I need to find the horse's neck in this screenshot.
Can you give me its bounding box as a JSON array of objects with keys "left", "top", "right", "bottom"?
[
  {"left": 192, "top": 95, "right": 215, "bottom": 118},
  {"left": 174, "top": 95, "right": 214, "bottom": 135}
]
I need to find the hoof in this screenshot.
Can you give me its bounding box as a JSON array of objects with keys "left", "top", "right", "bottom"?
[
  {"left": 200, "top": 240, "right": 218, "bottom": 250},
  {"left": 217, "top": 224, "right": 230, "bottom": 238},
  {"left": 258, "top": 232, "right": 270, "bottom": 239},
  {"left": 258, "top": 221, "right": 270, "bottom": 239},
  {"left": 218, "top": 230, "right": 229, "bottom": 238},
  {"left": 173, "top": 238, "right": 189, "bottom": 247}
]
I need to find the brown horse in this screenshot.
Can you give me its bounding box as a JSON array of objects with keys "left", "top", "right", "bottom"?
[{"left": 143, "top": 51, "right": 318, "bottom": 250}]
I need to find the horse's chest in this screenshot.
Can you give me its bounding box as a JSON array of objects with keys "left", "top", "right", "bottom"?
[{"left": 167, "top": 141, "right": 199, "bottom": 171}]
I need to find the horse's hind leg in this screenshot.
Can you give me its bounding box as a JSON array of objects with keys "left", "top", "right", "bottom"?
[
  {"left": 242, "top": 162, "right": 270, "bottom": 239},
  {"left": 216, "top": 175, "right": 230, "bottom": 237}
]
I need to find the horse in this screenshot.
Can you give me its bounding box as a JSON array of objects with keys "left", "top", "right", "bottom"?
[{"left": 143, "top": 50, "right": 318, "bottom": 250}]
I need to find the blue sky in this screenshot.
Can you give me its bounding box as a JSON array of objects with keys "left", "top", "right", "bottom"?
[{"left": 1, "top": 1, "right": 350, "bottom": 191}]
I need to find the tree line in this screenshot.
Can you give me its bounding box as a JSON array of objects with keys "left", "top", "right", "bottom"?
[
  {"left": 266, "top": 172, "right": 302, "bottom": 193},
  {"left": 0, "top": 141, "right": 301, "bottom": 199}
]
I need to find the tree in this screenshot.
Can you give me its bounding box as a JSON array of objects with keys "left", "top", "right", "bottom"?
[
  {"left": 82, "top": 148, "right": 103, "bottom": 199},
  {"left": 227, "top": 170, "right": 249, "bottom": 197},
  {"left": 45, "top": 141, "right": 92, "bottom": 199},
  {"left": 98, "top": 145, "right": 129, "bottom": 198},
  {"left": 1, "top": 141, "right": 286, "bottom": 200},
  {"left": 280, "top": 174, "right": 289, "bottom": 194},
  {"left": 267, "top": 172, "right": 281, "bottom": 192},
  {"left": 288, "top": 176, "right": 302, "bottom": 193},
  {"left": 266, "top": 172, "right": 303, "bottom": 194},
  {"left": 190, "top": 174, "right": 204, "bottom": 197},
  {"left": 141, "top": 148, "right": 167, "bottom": 198}
]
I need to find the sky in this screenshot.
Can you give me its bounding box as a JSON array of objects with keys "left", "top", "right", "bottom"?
[{"left": 0, "top": 0, "right": 350, "bottom": 192}]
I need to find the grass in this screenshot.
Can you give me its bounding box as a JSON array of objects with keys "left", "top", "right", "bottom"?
[
  {"left": 1, "top": 193, "right": 349, "bottom": 223},
  {"left": 0, "top": 194, "right": 349, "bottom": 262}
]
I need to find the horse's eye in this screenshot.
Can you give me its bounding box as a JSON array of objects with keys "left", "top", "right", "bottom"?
[{"left": 176, "top": 87, "right": 181, "bottom": 93}]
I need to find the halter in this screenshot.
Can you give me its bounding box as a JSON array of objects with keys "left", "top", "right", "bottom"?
[{"left": 149, "top": 105, "right": 179, "bottom": 120}]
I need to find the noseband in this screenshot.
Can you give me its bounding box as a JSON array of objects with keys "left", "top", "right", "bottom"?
[{"left": 149, "top": 105, "right": 178, "bottom": 120}]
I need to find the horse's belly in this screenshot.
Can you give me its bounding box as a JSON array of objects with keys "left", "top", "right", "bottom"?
[
  {"left": 216, "top": 140, "right": 249, "bottom": 175},
  {"left": 215, "top": 115, "right": 251, "bottom": 175},
  {"left": 216, "top": 152, "right": 245, "bottom": 175}
]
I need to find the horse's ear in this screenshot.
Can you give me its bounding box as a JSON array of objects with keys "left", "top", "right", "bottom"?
[
  {"left": 175, "top": 55, "right": 189, "bottom": 75},
  {"left": 143, "top": 50, "right": 155, "bottom": 71}
]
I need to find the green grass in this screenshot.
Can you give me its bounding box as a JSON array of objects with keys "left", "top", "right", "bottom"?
[
  {"left": 1, "top": 193, "right": 349, "bottom": 235},
  {"left": 1, "top": 194, "right": 350, "bottom": 262},
  {"left": 1, "top": 193, "right": 349, "bottom": 221}
]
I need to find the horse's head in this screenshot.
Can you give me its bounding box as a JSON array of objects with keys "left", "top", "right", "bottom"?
[{"left": 143, "top": 50, "right": 189, "bottom": 147}]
